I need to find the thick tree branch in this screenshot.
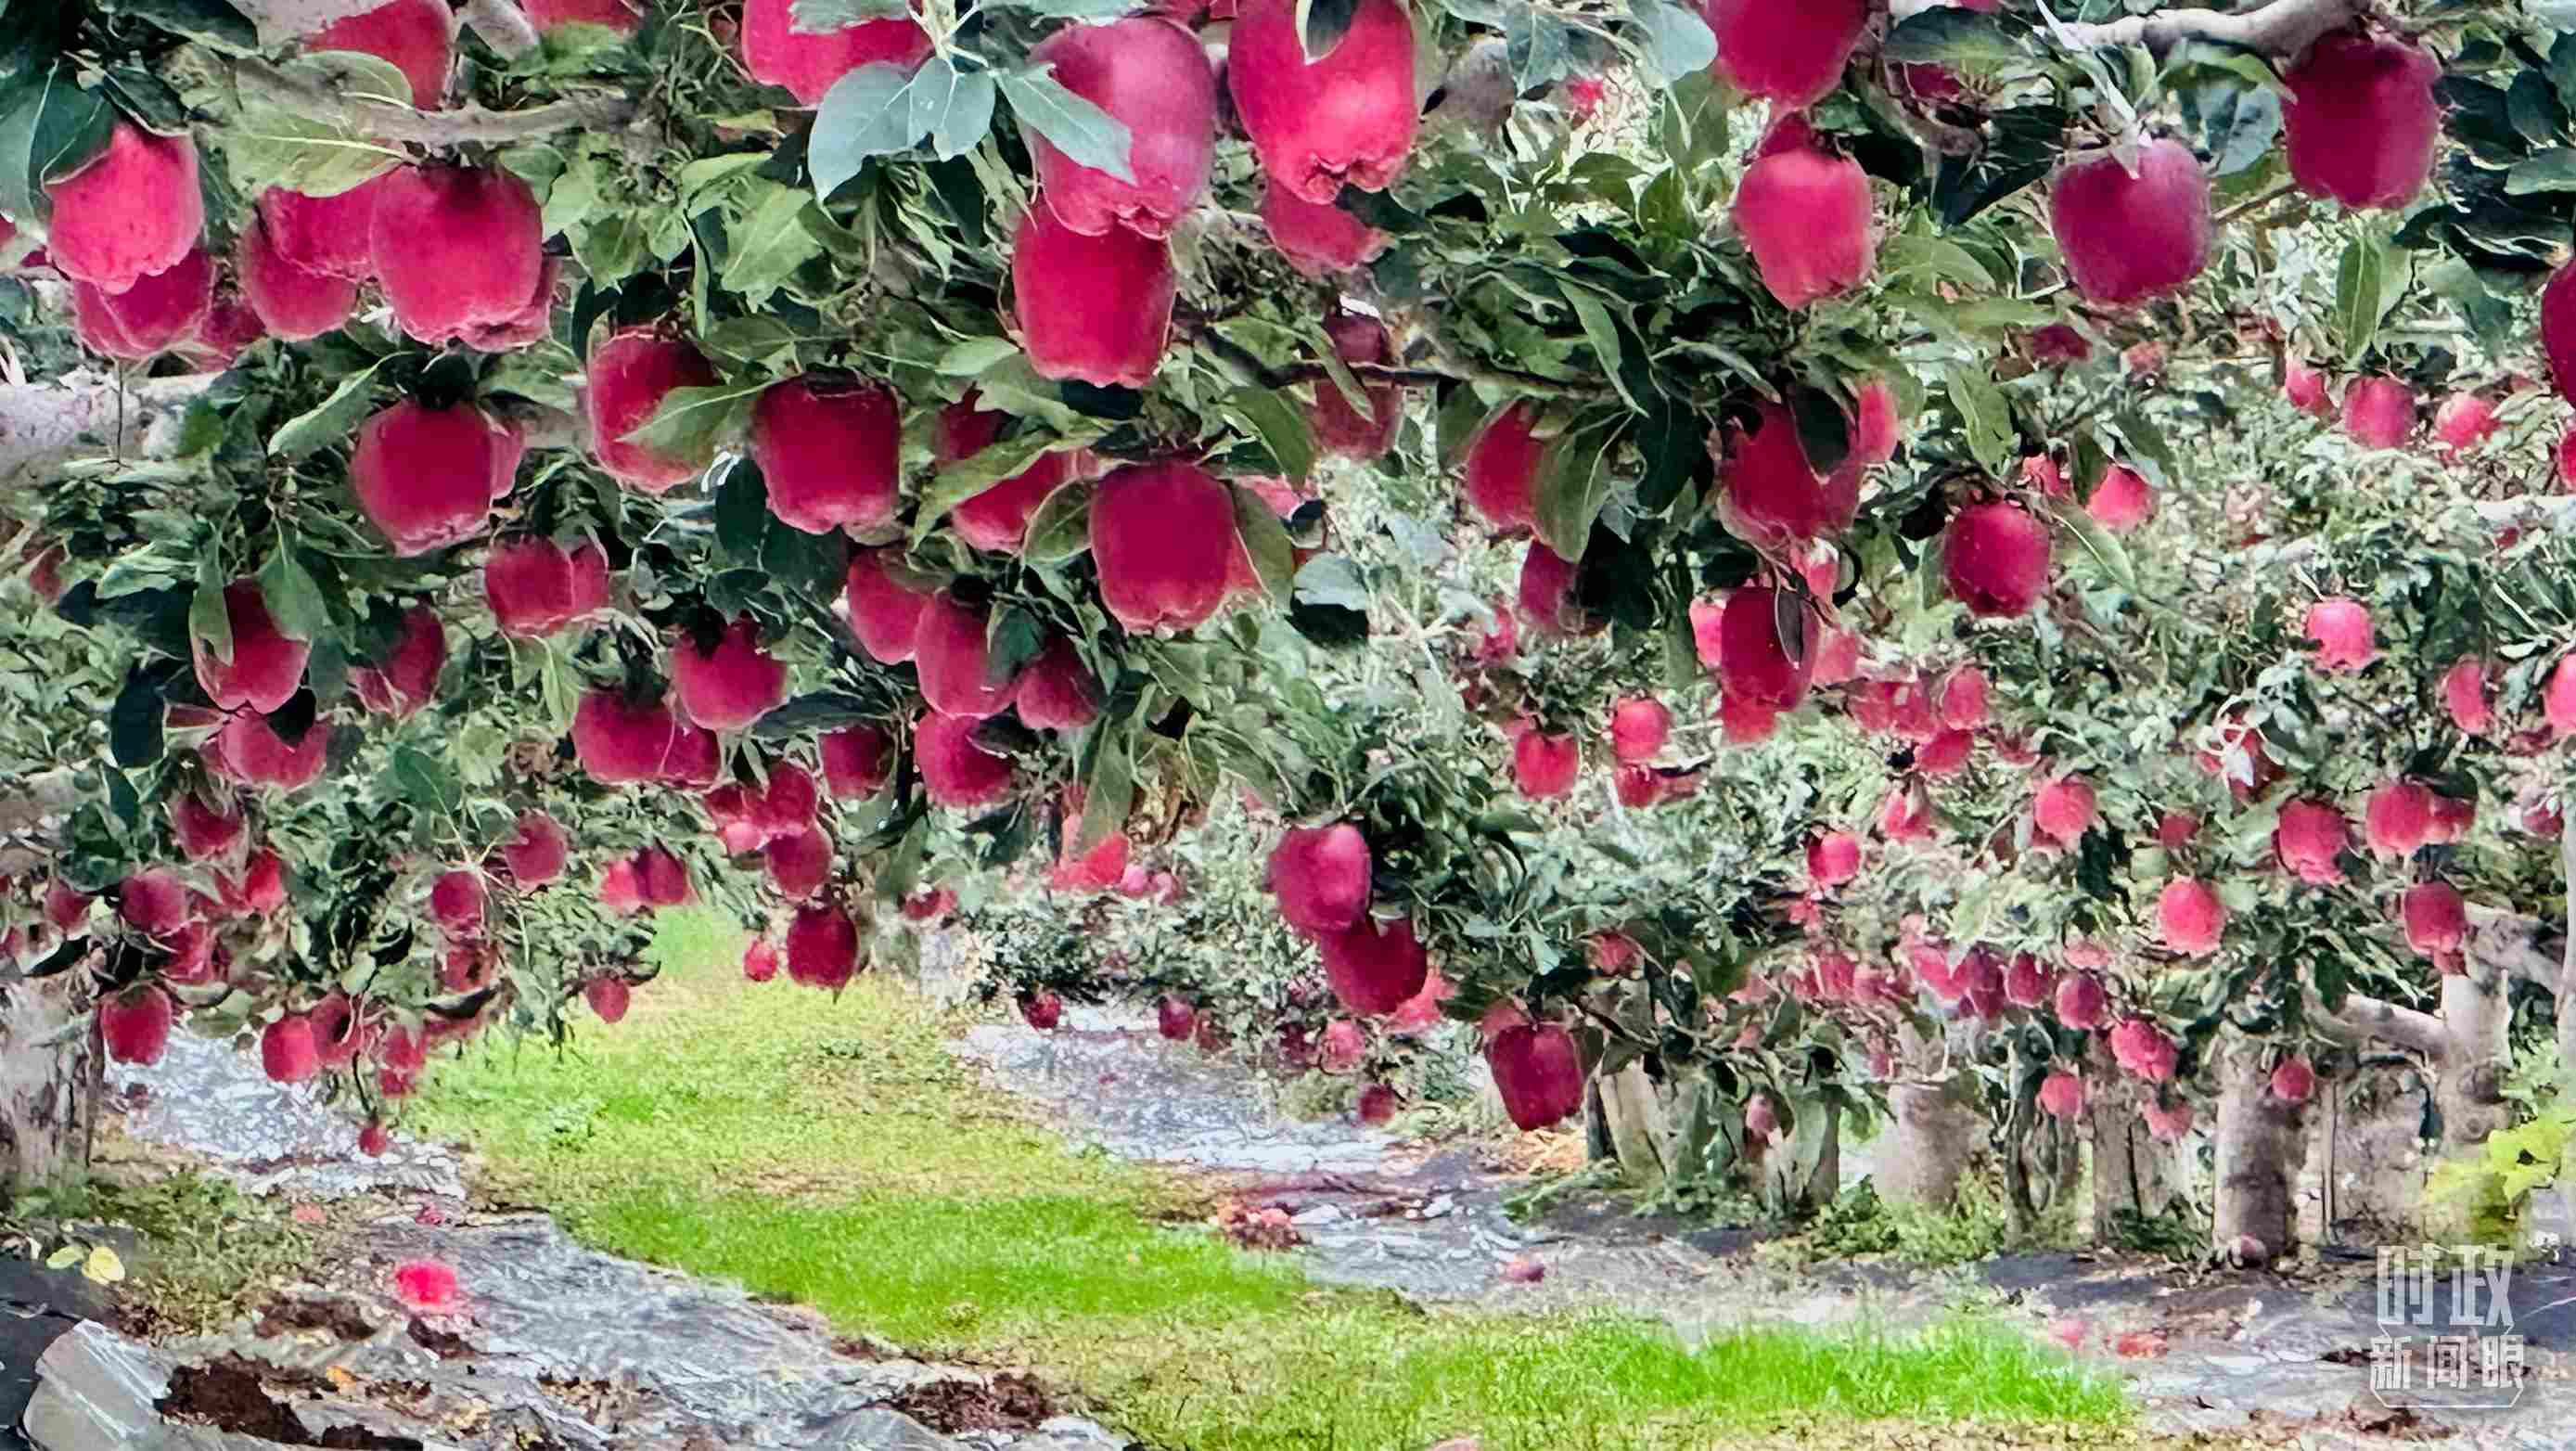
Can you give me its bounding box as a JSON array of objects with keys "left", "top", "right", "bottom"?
[
  {"left": 0, "top": 374, "right": 219, "bottom": 498},
  {"left": 2465, "top": 904, "right": 2567, "bottom": 991},
  {"left": 226, "top": 0, "right": 400, "bottom": 45},
  {"left": 2051, "top": 0, "right": 2366, "bottom": 60},
  {"left": 234, "top": 57, "right": 640, "bottom": 148},
  {"left": 459, "top": 0, "right": 543, "bottom": 60},
  {"left": 2311, "top": 984, "right": 2449, "bottom": 1060}
]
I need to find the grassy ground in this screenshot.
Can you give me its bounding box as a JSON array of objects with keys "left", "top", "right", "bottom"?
[{"left": 410, "top": 906, "right": 2158, "bottom": 1451}]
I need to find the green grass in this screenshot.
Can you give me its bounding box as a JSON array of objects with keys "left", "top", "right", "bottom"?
[{"left": 412, "top": 905, "right": 2147, "bottom": 1450}]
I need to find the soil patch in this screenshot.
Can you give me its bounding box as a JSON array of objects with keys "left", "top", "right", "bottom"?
[
  {"left": 879, "top": 1372, "right": 1054, "bottom": 1432},
  {"left": 255, "top": 1294, "right": 378, "bottom": 1342},
  {"left": 158, "top": 1355, "right": 423, "bottom": 1448}
]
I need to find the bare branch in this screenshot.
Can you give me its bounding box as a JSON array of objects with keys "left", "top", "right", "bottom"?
[
  {"left": 459, "top": 0, "right": 544, "bottom": 60},
  {"left": 0, "top": 373, "right": 219, "bottom": 498},
  {"left": 2465, "top": 904, "right": 2566, "bottom": 990},
  {"left": 2310, "top": 985, "right": 2449, "bottom": 1060},
  {"left": 234, "top": 57, "right": 640, "bottom": 148},
  {"left": 2052, "top": 0, "right": 2365, "bottom": 61},
  {"left": 224, "top": 0, "right": 401, "bottom": 45}
]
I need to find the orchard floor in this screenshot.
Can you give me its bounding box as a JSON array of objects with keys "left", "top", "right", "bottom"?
[{"left": 19, "top": 916, "right": 2568, "bottom": 1451}]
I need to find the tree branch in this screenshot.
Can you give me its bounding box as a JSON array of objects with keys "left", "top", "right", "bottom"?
[
  {"left": 234, "top": 57, "right": 640, "bottom": 148},
  {"left": 2310, "top": 984, "right": 2449, "bottom": 1060},
  {"left": 459, "top": 0, "right": 543, "bottom": 61},
  {"left": 2465, "top": 904, "right": 2566, "bottom": 991},
  {"left": 2051, "top": 0, "right": 2365, "bottom": 61},
  {"left": 0, "top": 374, "right": 219, "bottom": 498},
  {"left": 225, "top": 0, "right": 401, "bottom": 45}
]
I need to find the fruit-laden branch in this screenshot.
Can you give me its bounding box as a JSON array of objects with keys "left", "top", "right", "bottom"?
[
  {"left": 457, "top": 0, "right": 543, "bottom": 60},
  {"left": 2046, "top": 0, "right": 2367, "bottom": 58},
  {"left": 233, "top": 57, "right": 642, "bottom": 148},
  {"left": 0, "top": 374, "right": 218, "bottom": 498},
  {"left": 2309, "top": 982, "right": 2450, "bottom": 1059}
]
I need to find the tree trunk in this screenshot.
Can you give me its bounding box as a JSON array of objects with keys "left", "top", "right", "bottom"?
[
  {"left": 1876, "top": 1023, "right": 1983, "bottom": 1208},
  {"left": 2436, "top": 966, "right": 2512, "bottom": 1151},
  {"left": 2211, "top": 1034, "right": 2307, "bottom": 1264},
  {"left": 2087, "top": 1053, "right": 2185, "bottom": 1244},
  {"left": 1597, "top": 1060, "right": 1671, "bottom": 1191},
  {"left": 0, "top": 977, "right": 91, "bottom": 1191}
]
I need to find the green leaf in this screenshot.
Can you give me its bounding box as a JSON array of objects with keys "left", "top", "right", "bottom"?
[
  {"left": 1881, "top": 6, "right": 2024, "bottom": 65},
  {"left": 880, "top": 813, "right": 929, "bottom": 902},
  {"left": 189, "top": 557, "right": 232, "bottom": 667},
  {"left": 623, "top": 383, "right": 762, "bottom": 460},
  {"left": 1533, "top": 416, "right": 1620, "bottom": 559},
  {"left": 98, "top": 0, "right": 259, "bottom": 52},
  {"left": 2332, "top": 231, "right": 2388, "bottom": 364},
  {"left": 109, "top": 664, "right": 165, "bottom": 769},
  {"left": 0, "top": 66, "right": 114, "bottom": 226},
  {"left": 2508, "top": 148, "right": 2576, "bottom": 195},
  {"left": 810, "top": 61, "right": 931, "bottom": 201},
  {"left": 1075, "top": 730, "right": 1134, "bottom": 853},
  {"left": 225, "top": 55, "right": 410, "bottom": 199},
  {"left": 1565, "top": 290, "right": 1643, "bottom": 414},
  {"left": 1000, "top": 65, "right": 1135, "bottom": 185},
  {"left": 1020, "top": 479, "right": 1094, "bottom": 563},
  {"left": 268, "top": 361, "right": 384, "bottom": 460},
  {"left": 911, "top": 57, "right": 997, "bottom": 162},
  {"left": 1294, "top": 0, "right": 1364, "bottom": 60},
  {"left": 1627, "top": 0, "right": 1714, "bottom": 84},
  {"left": 1944, "top": 365, "right": 2013, "bottom": 476},
  {"left": 936, "top": 337, "right": 1021, "bottom": 376},
  {"left": 721, "top": 181, "right": 824, "bottom": 306},
  {"left": 790, "top": 0, "right": 912, "bottom": 27},
  {"left": 1223, "top": 387, "right": 1318, "bottom": 483},
  {"left": 2051, "top": 497, "right": 2139, "bottom": 596},
  {"left": 1293, "top": 554, "right": 1369, "bottom": 612},
  {"left": 388, "top": 743, "right": 463, "bottom": 818},
  {"left": 1230, "top": 484, "right": 1297, "bottom": 603},
  {"left": 257, "top": 544, "right": 328, "bottom": 641},
  {"left": 1788, "top": 384, "right": 1851, "bottom": 478}
]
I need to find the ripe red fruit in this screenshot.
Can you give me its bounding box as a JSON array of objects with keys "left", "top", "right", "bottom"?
[
  {"left": 2550, "top": 657, "right": 2576, "bottom": 738},
  {"left": 750, "top": 378, "right": 900, "bottom": 535},
  {"left": 819, "top": 726, "right": 894, "bottom": 799},
  {"left": 351, "top": 399, "right": 521, "bottom": 557},
  {"left": 1312, "top": 313, "right": 1402, "bottom": 461},
  {"left": 597, "top": 858, "right": 645, "bottom": 915},
  {"left": 2028, "top": 323, "right": 2091, "bottom": 366},
  {"left": 429, "top": 868, "right": 483, "bottom": 934},
  {"left": 759, "top": 762, "right": 819, "bottom": 838},
  {"left": 206, "top": 713, "right": 328, "bottom": 791},
  {"left": 917, "top": 712, "right": 1015, "bottom": 808},
  {"left": 1464, "top": 403, "right": 1546, "bottom": 533},
  {"left": 2443, "top": 658, "right": 2494, "bottom": 735},
  {"left": 218, "top": 849, "right": 288, "bottom": 918},
  {"left": 1916, "top": 727, "right": 1973, "bottom": 777},
  {"left": 1028, "top": 19, "right": 1215, "bottom": 238},
  {"left": 2547, "top": 264, "right": 2576, "bottom": 408},
  {"left": 1090, "top": 461, "right": 1242, "bottom": 634},
  {"left": 308, "top": 0, "right": 455, "bottom": 107},
  {"left": 1705, "top": 0, "right": 1865, "bottom": 107},
  {"left": 2158, "top": 877, "right": 2224, "bottom": 956},
  {"left": 1517, "top": 543, "right": 1591, "bottom": 636},
  {"left": 358, "top": 1119, "right": 391, "bottom": 1156},
  {"left": 101, "top": 985, "right": 176, "bottom": 1066},
  {"left": 2365, "top": 779, "right": 2436, "bottom": 859},
  {"left": 2047, "top": 140, "right": 2211, "bottom": 307},
  {"left": 2004, "top": 953, "right": 2055, "bottom": 1009},
  {"left": 1718, "top": 586, "right": 1817, "bottom": 711},
  {"left": 1228, "top": 0, "right": 1417, "bottom": 204},
  {"left": 307, "top": 994, "right": 359, "bottom": 1069},
  {"left": 2285, "top": 356, "right": 2333, "bottom": 416},
  {"left": 195, "top": 580, "right": 311, "bottom": 713},
  {"left": 169, "top": 793, "right": 245, "bottom": 862},
  {"left": 571, "top": 690, "right": 686, "bottom": 785},
  {"left": 843, "top": 547, "right": 931, "bottom": 663},
  {"left": 1317, "top": 916, "right": 1429, "bottom": 1015},
  {"left": 1269, "top": 824, "right": 1373, "bottom": 937},
  {"left": 1716, "top": 400, "right": 1861, "bottom": 546},
  {"left": 460, "top": 256, "right": 559, "bottom": 351},
  {"left": 499, "top": 809, "right": 568, "bottom": 886},
  {"left": 2268, "top": 1055, "right": 2315, "bottom": 1105},
  {"left": 2433, "top": 392, "right": 2498, "bottom": 457},
  {"left": 705, "top": 783, "right": 776, "bottom": 854},
  {"left": 1608, "top": 698, "right": 1671, "bottom": 764},
  {"left": 935, "top": 399, "right": 1086, "bottom": 555},
  {"left": 2275, "top": 798, "right": 2352, "bottom": 885},
  {"left": 236, "top": 219, "right": 355, "bottom": 340},
  {"left": 2340, "top": 376, "right": 2415, "bottom": 449},
  {"left": 2302, "top": 597, "right": 2376, "bottom": 672},
  {"left": 369, "top": 165, "right": 543, "bottom": 346},
  {"left": 2403, "top": 880, "right": 2467, "bottom": 966},
  {"left": 583, "top": 975, "right": 631, "bottom": 1024},
  {"left": 45, "top": 880, "right": 93, "bottom": 935},
  {"left": 1807, "top": 831, "right": 1860, "bottom": 888},
  {"left": 485, "top": 537, "right": 611, "bottom": 638},
  {"left": 1943, "top": 500, "right": 2051, "bottom": 618},
  {"left": 915, "top": 591, "right": 1015, "bottom": 718},
  {"left": 634, "top": 844, "right": 694, "bottom": 907},
  {"left": 1014, "top": 637, "right": 1102, "bottom": 733},
  {"left": 2108, "top": 1018, "right": 2177, "bottom": 1083},
  {"left": 1012, "top": 203, "right": 1175, "bottom": 388},
  {"left": 2037, "top": 1072, "right": 2084, "bottom": 1121},
  {"left": 1156, "top": 996, "right": 1198, "bottom": 1042},
  {"left": 2281, "top": 31, "right": 2439, "bottom": 212},
  {"left": 347, "top": 606, "right": 443, "bottom": 719},
  {"left": 587, "top": 327, "right": 719, "bottom": 492},
  {"left": 187, "top": 296, "right": 267, "bottom": 368},
  {"left": 1019, "top": 991, "right": 1065, "bottom": 1032},
  {"left": 743, "top": 940, "right": 780, "bottom": 982},
  {"left": 71, "top": 250, "right": 215, "bottom": 360},
  {"left": 1487, "top": 1022, "right": 1583, "bottom": 1131},
  {"left": 1261, "top": 178, "right": 1389, "bottom": 276},
  {"left": 787, "top": 902, "right": 861, "bottom": 989},
  {"left": 670, "top": 615, "right": 788, "bottom": 731},
  {"left": 1734, "top": 117, "right": 1874, "bottom": 309},
  {"left": 262, "top": 1014, "right": 320, "bottom": 1084},
  {"left": 1356, "top": 1082, "right": 1402, "bottom": 1125},
  {"left": 45, "top": 122, "right": 203, "bottom": 292},
  {"left": 2054, "top": 972, "right": 2107, "bottom": 1030},
  {"left": 2031, "top": 777, "right": 2096, "bottom": 848},
  {"left": 2087, "top": 464, "right": 2155, "bottom": 532},
  {"left": 530, "top": 0, "right": 638, "bottom": 33},
  {"left": 765, "top": 828, "right": 833, "bottom": 900},
  {"left": 740, "top": 0, "right": 931, "bottom": 106},
  {"left": 121, "top": 868, "right": 194, "bottom": 939},
  {"left": 259, "top": 181, "right": 383, "bottom": 281},
  {"left": 1512, "top": 729, "right": 1580, "bottom": 800}
]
